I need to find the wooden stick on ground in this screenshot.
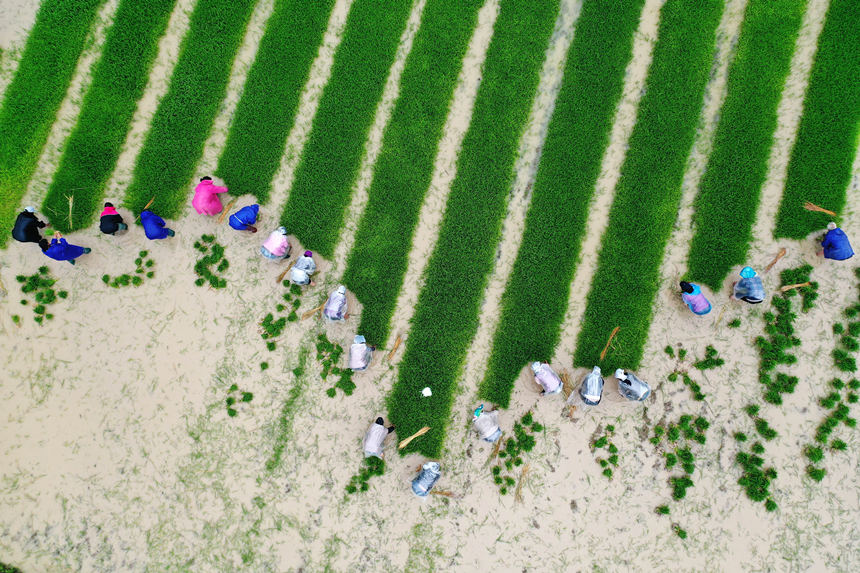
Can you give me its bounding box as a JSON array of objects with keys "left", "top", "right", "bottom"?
[
  {"left": 484, "top": 431, "right": 505, "bottom": 467},
  {"left": 514, "top": 463, "right": 530, "bottom": 503},
  {"left": 560, "top": 370, "right": 574, "bottom": 400},
  {"left": 429, "top": 490, "right": 459, "bottom": 498},
  {"left": 134, "top": 197, "right": 155, "bottom": 221},
  {"left": 599, "top": 326, "right": 620, "bottom": 361},
  {"left": 301, "top": 302, "right": 325, "bottom": 320},
  {"left": 66, "top": 195, "right": 74, "bottom": 229},
  {"left": 765, "top": 247, "right": 787, "bottom": 273},
  {"left": 398, "top": 426, "right": 430, "bottom": 450},
  {"left": 387, "top": 335, "right": 403, "bottom": 361},
  {"left": 276, "top": 259, "right": 295, "bottom": 283},
  {"left": 780, "top": 281, "right": 810, "bottom": 293},
  {"left": 714, "top": 304, "right": 728, "bottom": 328},
  {"left": 803, "top": 201, "right": 837, "bottom": 216},
  {"left": 217, "top": 199, "right": 237, "bottom": 224}
]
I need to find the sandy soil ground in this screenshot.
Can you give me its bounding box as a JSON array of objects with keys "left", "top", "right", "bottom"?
[{"left": 1, "top": 0, "right": 859, "bottom": 571}]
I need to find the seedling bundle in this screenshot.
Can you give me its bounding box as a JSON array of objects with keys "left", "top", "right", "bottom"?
[
  {"left": 345, "top": 456, "right": 384, "bottom": 495},
  {"left": 193, "top": 235, "right": 228, "bottom": 289},
  {"left": 591, "top": 424, "right": 619, "bottom": 479},
  {"left": 489, "top": 412, "right": 542, "bottom": 496},
  {"left": 316, "top": 334, "right": 355, "bottom": 397},
  {"left": 225, "top": 383, "right": 253, "bottom": 418},
  {"left": 102, "top": 250, "right": 155, "bottom": 288},
  {"left": 15, "top": 266, "right": 66, "bottom": 324}
]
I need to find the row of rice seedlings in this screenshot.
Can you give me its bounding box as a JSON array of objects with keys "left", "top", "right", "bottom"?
[
  {"left": 490, "top": 411, "right": 542, "bottom": 496},
  {"left": 343, "top": 0, "right": 483, "bottom": 344},
  {"left": 651, "top": 414, "right": 711, "bottom": 538},
  {"left": 280, "top": 0, "right": 415, "bottom": 257},
  {"left": 478, "top": 0, "right": 646, "bottom": 407},
  {"left": 663, "top": 344, "right": 716, "bottom": 401},
  {"left": 14, "top": 266, "right": 67, "bottom": 324},
  {"left": 260, "top": 282, "right": 302, "bottom": 352},
  {"left": 215, "top": 0, "right": 335, "bottom": 203},
  {"left": 193, "top": 234, "right": 229, "bottom": 289},
  {"left": 591, "top": 424, "right": 618, "bottom": 480},
  {"left": 386, "top": 0, "right": 561, "bottom": 457},
  {"left": 774, "top": 0, "right": 860, "bottom": 238},
  {"left": 124, "top": 0, "right": 257, "bottom": 217},
  {"left": 265, "top": 347, "right": 309, "bottom": 472},
  {"left": 0, "top": 0, "right": 104, "bottom": 245},
  {"left": 686, "top": 0, "right": 806, "bottom": 289},
  {"left": 316, "top": 333, "right": 355, "bottom": 397},
  {"left": 733, "top": 404, "right": 779, "bottom": 511},
  {"left": 225, "top": 383, "right": 254, "bottom": 417},
  {"left": 345, "top": 456, "right": 384, "bottom": 494},
  {"left": 101, "top": 249, "right": 156, "bottom": 287},
  {"left": 42, "top": 0, "right": 177, "bottom": 231},
  {"left": 573, "top": 0, "right": 724, "bottom": 371}
]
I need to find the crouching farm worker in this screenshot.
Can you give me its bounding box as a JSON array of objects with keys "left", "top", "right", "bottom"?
[
  {"left": 820, "top": 222, "right": 854, "bottom": 261},
  {"left": 472, "top": 404, "right": 502, "bottom": 443},
  {"left": 12, "top": 206, "right": 47, "bottom": 244},
  {"left": 42, "top": 232, "right": 90, "bottom": 264},
  {"left": 99, "top": 203, "right": 127, "bottom": 235},
  {"left": 192, "top": 176, "right": 228, "bottom": 216},
  {"left": 615, "top": 368, "right": 651, "bottom": 402},
  {"left": 349, "top": 335, "right": 375, "bottom": 371},
  {"left": 531, "top": 361, "right": 562, "bottom": 396},
  {"left": 733, "top": 266, "right": 765, "bottom": 304},
  {"left": 580, "top": 366, "right": 604, "bottom": 405},
  {"left": 140, "top": 210, "right": 175, "bottom": 240},
  {"left": 290, "top": 250, "right": 317, "bottom": 286},
  {"left": 680, "top": 281, "right": 711, "bottom": 316},
  {"left": 324, "top": 285, "right": 349, "bottom": 321},
  {"left": 229, "top": 204, "right": 259, "bottom": 233},
  {"left": 411, "top": 462, "right": 441, "bottom": 497},
  {"left": 260, "top": 226, "right": 291, "bottom": 260},
  {"left": 363, "top": 417, "right": 395, "bottom": 458}
]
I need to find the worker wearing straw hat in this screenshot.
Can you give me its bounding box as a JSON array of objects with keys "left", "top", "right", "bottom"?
[{"left": 819, "top": 222, "right": 854, "bottom": 261}]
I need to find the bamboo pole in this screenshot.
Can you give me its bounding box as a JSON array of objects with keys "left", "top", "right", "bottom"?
[
  {"left": 514, "top": 463, "right": 530, "bottom": 503},
  {"left": 599, "top": 326, "right": 620, "bottom": 361},
  {"left": 134, "top": 197, "right": 155, "bottom": 221},
  {"left": 484, "top": 431, "right": 505, "bottom": 467},
  {"left": 276, "top": 259, "right": 295, "bottom": 283},
  {"left": 429, "top": 490, "right": 459, "bottom": 498},
  {"left": 398, "top": 426, "right": 430, "bottom": 449},
  {"left": 764, "top": 247, "right": 787, "bottom": 273},
  {"left": 387, "top": 335, "right": 403, "bottom": 361},
  {"left": 301, "top": 302, "right": 325, "bottom": 320},
  {"left": 803, "top": 201, "right": 837, "bottom": 216},
  {"left": 560, "top": 370, "right": 574, "bottom": 400},
  {"left": 780, "top": 281, "right": 810, "bottom": 293},
  {"left": 217, "top": 199, "right": 237, "bottom": 224}
]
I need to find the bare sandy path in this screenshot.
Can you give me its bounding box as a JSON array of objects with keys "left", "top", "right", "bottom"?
[{"left": 0, "top": 0, "right": 41, "bottom": 101}]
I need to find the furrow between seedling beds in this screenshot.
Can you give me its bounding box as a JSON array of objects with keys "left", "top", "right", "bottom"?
[
  {"left": 774, "top": 0, "right": 860, "bottom": 239},
  {"left": 215, "top": 0, "right": 335, "bottom": 204},
  {"left": 478, "top": 0, "right": 645, "bottom": 408},
  {"left": 123, "top": 0, "right": 257, "bottom": 218},
  {"left": 0, "top": 0, "right": 105, "bottom": 247},
  {"left": 686, "top": 0, "right": 806, "bottom": 290},
  {"left": 573, "top": 0, "right": 724, "bottom": 371},
  {"left": 341, "top": 0, "right": 483, "bottom": 344},
  {"left": 388, "top": 0, "right": 560, "bottom": 458},
  {"left": 40, "top": 0, "right": 177, "bottom": 231},
  {"left": 279, "top": 0, "right": 415, "bottom": 257}
]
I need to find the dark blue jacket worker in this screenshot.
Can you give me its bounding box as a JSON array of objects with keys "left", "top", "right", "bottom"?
[
  {"left": 822, "top": 222, "right": 853, "bottom": 261},
  {"left": 141, "top": 210, "right": 175, "bottom": 240}
]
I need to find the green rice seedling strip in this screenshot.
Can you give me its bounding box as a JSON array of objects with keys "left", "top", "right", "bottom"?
[
  {"left": 342, "top": 0, "right": 483, "bottom": 343},
  {"left": 279, "top": 0, "right": 414, "bottom": 257},
  {"left": 0, "top": 0, "right": 104, "bottom": 246},
  {"left": 41, "top": 0, "right": 177, "bottom": 231},
  {"left": 687, "top": 0, "right": 806, "bottom": 289},
  {"left": 478, "top": 0, "right": 644, "bottom": 408},
  {"left": 388, "top": 0, "right": 560, "bottom": 457},
  {"left": 573, "top": 0, "right": 723, "bottom": 371},
  {"left": 124, "top": 0, "right": 257, "bottom": 218},
  {"left": 774, "top": 0, "right": 860, "bottom": 238},
  {"left": 215, "top": 0, "right": 335, "bottom": 203}
]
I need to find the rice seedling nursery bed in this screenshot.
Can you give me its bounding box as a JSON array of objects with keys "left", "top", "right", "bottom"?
[
  {"left": 41, "top": 0, "right": 176, "bottom": 231},
  {"left": 774, "top": 0, "right": 860, "bottom": 239},
  {"left": 279, "top": 0, "right": 414, "bottom": 257},
  {"left": 686, "top": 0, "right": 805, "bottom": 290},
  {"left": 387, "top": 0, "right": 560, "bottom": 457},
  {"left": 479, "top": 0, "right": 644, "bottom": 407},
  {"left": 215, "top": 0, "right": 335, "bottom": 204},
  {"left": 0, "top": 0, "right": 104, "bottom": 245},
  {"left": 123, "top": 0, "right": 257, "bottom": 218},
  {"left": 342, "top": 0, "right": 482, "bottom": 344},
  {"left": 573, "top": 0, "right": 723, "bottom": 371}
]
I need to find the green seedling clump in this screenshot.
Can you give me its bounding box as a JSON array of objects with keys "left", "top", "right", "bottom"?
[
  {"left": 591, "top": 424, "right": 619, "bottom": 479},
  {"left": 387, "top": 0, "right": 561, "bottom": 456},
  {"left": 225, "top": 383, "right": 253, "bottom": 418},
  {"left": 103, "top": 250, "right": 156, "bottom": 288},
  {"left": 693, "top": 345, "right": 724, "bottom": 370},
  {"left": 16, "top": 267, "right": 64, "bottom": 324},
  {"left": 573, "top": 0, "right": 723, "bottom": 371},
  {"left": 774, "top": 0, "right": 860, "bottom": 239},
  {"left": 194, "top": 236, "right": 228, "bottom": 289},
  {"left": 42, "top": 0, "right": 176, "bottom": 230},
  {"left": 345, "top": 456, "right": 385, "bottom": 495},
  {"left": 728, "top": 318, "right": 741, "bottom": 328},
  {"left": 317, "top": 333, "right": 355, "bottom": 397},
  {"left": 490, "top": 412, "right": 541, "bottom": 496},
  {"left": 125, "top": 0, "right": 258, "bottom": 217}
]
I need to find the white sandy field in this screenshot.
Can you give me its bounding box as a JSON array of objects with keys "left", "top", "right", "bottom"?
[{"left": 1, "top": 0, "right": 860, "bottom": 571}]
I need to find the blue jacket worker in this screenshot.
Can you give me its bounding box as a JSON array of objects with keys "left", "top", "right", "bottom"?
[
  {"left": 229, "top": 204, "right": 259, "bottom": 233},
  {"left": 732, "top": 266, "right": 765, "bottom": 304},
  {"left": 821, "top": 222, "right": 853, "bottom": 261},
  {"left": 141, "top": 210, "right": 175, "bottom": 240},
  {"left": 42, "top": 233, "right": 90, "bottom": 264}
]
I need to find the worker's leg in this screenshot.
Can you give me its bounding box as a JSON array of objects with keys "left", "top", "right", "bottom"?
[
  {"left": 375, "top": 417, "right": 384, "bottom": 425},
  {"left": 387, "top": 426, "right": 395, "bottom": 434}
]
